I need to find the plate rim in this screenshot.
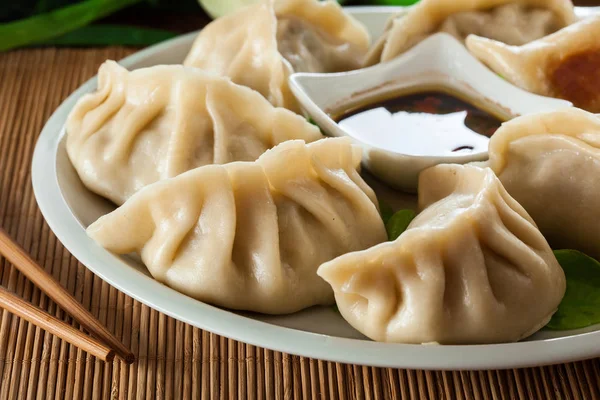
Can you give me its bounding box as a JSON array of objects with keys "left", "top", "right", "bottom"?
[{"left": 31, "top": 6, "right": 600, "bottom": 370}]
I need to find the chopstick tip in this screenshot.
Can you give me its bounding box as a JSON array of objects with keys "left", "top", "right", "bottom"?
[
  {"left": 123, "top": 352, "right": 136, "bottom": 364},
  {"left": 105, "top": 350, "right": 116, "bottom": 363}
]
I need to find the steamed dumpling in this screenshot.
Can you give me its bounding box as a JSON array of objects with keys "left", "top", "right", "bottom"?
[
  {"left": 488, "top": 108, "right": 600, "bottom": 259},
  {"left": 318, "top": 164, "right": 565, "bottom": 344},
  {"left": 184, "top": 0, "right": 370, "bottom": 111},
  {"left": 364, "top": 0, "right": 576, "bottom": 66},
  {"left": 66, "top": 61, "right": 322, "bottom": 205},
  {"left": 88, "top": 138, "right": 387, "bottom": 314},
  {"left": 467, "top": 16, "right": 600, "bottom": 112}
]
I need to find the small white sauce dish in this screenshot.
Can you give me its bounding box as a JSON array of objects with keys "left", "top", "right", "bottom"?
[{"left": 289, "top": 33, "right": 572, "bottom": 191}]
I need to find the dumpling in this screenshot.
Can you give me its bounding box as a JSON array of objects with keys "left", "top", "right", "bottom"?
[
  {"left": 364, "top": 0, "right": 576, "bottom": 66},
  {"left": 88, "top": 138, "right": 387, "bottom": 314},
  {"left": 487, "top": 108, "right": 600, "bottom": 259},
  {"left": 467, "top": 16, "right": 600, "bottom": 112},
  {"left": 318, "top": 164, "right": 565, "bottom": 344},
  {"left": 275, "top": 0, "right": 370, "bottom": 72},
  {"left": 184, "top": 0, "right": 370, "bottom": 111},
  {"left": 66, "top": 60, "right": 322, "bottom": 205}
]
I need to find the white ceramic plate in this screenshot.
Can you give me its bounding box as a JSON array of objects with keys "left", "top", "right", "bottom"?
[{"left": 32, "top": 7, "right": 600, "bottom": 370}]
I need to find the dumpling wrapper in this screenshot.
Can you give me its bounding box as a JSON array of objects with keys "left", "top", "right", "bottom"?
[
  {"left": 88, "top": 138, "right": 387, "bottom": 315},
  {"left": 467, "top": 16, "right": 600, "bottom": 112},
  {"left": 318, "top": 164, "right": 565, "bottom": 344},
  {"left": 487, "top": 107, "right": 600, "bottom": 259},
  {"left": 364, "top": 0, "right": 576, "bottom": 66},
  {"left": 66, "top": 61, "right": 322, "bottom": 205},
  {"left": 184, "top": 0, "right": 370, "bottom": 111}
]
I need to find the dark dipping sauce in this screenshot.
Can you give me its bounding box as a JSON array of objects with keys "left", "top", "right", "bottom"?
[{"left": 332, "top": 91, "right": 505, "bottom": 156}]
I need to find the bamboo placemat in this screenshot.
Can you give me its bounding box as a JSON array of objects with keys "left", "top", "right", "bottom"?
[{"left": 0, "top": 48, "right": 599, "bottom": 400}]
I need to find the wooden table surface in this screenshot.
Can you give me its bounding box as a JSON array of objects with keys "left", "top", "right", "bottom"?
[{"left": 0, "top": 5, "right": 600, "bottom": 399}]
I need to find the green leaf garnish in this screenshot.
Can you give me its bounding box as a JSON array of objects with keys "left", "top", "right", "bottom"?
[
  {"left": 0, "top": 0, "right": 143, "bottom": 52},
  {"left": 385, "top": 209, "right": 416, "bottom": 241},
  {"left": 547, "top": 250, "right": 600, "bottom": 331},
  {"left": 306, "top": 117, "right": 325, "bottom": 134},
  {"left": 35, "top": 24, "right": 176, "bottom": 46},
  {"left": 336, "top": 0, "right": 420, "bottom": 5},
  {"left": 378, "top": 199, "right": 394, "bottom": 226},
  {"left": 367, "top": 0, "right": 420, "bottom": 5}
]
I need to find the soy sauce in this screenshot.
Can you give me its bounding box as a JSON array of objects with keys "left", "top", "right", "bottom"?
[{"left": 332, "top": 90, "right": 505, "bottom": 156}]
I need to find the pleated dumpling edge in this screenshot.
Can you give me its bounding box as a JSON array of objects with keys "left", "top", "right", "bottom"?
[
  {"left": 87, "top": 138, "right": 387, "bottom": 315},
  {"left": 66, "top": 60, "right": 323, "bottom": 206},
  {"left": 364, "top": 0, "right": 576, "bottom": 66},
  {"left": 318, "top": 164, "right": 566, "bottom": 344},
  {"left": 184, "top": 0, "right": 371, "bottom": 111}
]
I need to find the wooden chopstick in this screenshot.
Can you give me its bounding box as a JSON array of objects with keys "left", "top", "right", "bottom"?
[
  {"left": 0, "top": 228, "right": 135, "bottom": 364},
  {"left": 0, "top": 286, "right": 115, "bottom": 362}
]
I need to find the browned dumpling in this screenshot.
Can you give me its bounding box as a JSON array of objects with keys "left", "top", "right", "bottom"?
[{"left": 467, "top": 16, "right": 600, "bottom": 112}]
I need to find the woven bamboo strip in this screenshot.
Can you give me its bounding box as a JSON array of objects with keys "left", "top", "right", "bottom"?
[
  {"left": 2, "top": 52, "right": 48, "bottom": 400},
  {"left": 0, "top": 51, "right": 34, "bottom": 400}
]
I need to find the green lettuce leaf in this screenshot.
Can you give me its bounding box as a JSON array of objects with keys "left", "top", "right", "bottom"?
[
  {"left": 385, "top": 209, "right": 415, "bottom": 241},
  {"left": 547, "top": 250, "right": 600, "bottom": 330},
  {"left": 378, "top": 199, "right": 394, "bottom": 226}
]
